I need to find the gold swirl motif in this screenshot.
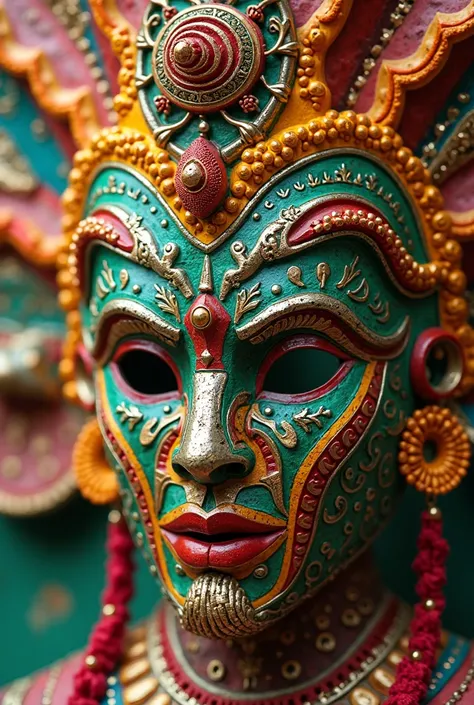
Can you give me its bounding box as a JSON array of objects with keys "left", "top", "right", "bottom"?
[
  {"left": 323, "top": 495, "right": 348, "bottom": 524},
  {"left": 180, "top": 573, "right": 261, "bottom": 639}
]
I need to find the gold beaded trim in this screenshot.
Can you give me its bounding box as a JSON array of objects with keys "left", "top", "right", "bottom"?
[
  {"left": 345, "top": 0, "right": 415, "bottom": 109},
  {"left": 45, "top": 0, "right": 116, "bottom": 124},
  {"left": 308, "top": 208, "right": 438, "bottom": 293}
]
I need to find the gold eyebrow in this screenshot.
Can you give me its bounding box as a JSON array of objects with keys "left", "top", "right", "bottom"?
[
  {"left": 235, "top": 293, "right": 410, "bottom": 360},
  {"left": 90, "top": 299, "right": 180, "bottom": 365}
]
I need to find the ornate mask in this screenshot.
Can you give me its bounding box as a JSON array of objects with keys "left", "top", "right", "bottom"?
[
  {"left": 0, "top": 65, "right": 84, "bottom": 516},
  {"left": 56, "top": 0, "right": 474, "bottom": 637}
]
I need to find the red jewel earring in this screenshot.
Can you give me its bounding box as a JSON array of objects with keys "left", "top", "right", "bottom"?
[{"left": 386, "top": 330, "right": 471, "bottom": 705}]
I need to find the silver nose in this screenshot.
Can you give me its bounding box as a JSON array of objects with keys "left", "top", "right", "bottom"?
[{"left": 172, "top": 371, "right": 249, "bottom": 483}]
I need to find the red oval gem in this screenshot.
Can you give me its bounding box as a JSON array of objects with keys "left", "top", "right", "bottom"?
[{"left": 175, "top": 137, "right": 228, "bottom": 218}]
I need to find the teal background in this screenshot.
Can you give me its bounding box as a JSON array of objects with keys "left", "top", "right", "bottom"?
[{"left": 1, "top": 480, "right": 474, "bottom": 686}]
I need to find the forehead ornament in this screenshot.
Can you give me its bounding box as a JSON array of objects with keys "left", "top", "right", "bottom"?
[
  {"left": 175, "top": 138, "right": 228, "bottom": 218},
  {"left": 152, "top": 5, "right": 265, "bottom": 113},
  {"left": 136, "top": 0, "right": 297, "bottom": 218}
]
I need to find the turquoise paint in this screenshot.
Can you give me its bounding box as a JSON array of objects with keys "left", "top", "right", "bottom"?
[
  {"left": 0, "top": 258, "right": 64, "bottom": 334},
  {"left": 0, "top": 70, "right": 69, "bottom": 195}
]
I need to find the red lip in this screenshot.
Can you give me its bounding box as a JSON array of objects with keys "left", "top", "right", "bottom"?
[
  {"left": 162, "top": 529, "right": 284, "bottom": 570},
  {"left": 161, "top": 509, "right": 275, "bottom": 535},
  {"left": 160, "top": 510, "right": 285, "bottom": 570}
]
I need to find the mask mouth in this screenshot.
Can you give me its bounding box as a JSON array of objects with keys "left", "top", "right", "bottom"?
[
  {"left": 162, "top": 527, "right": 285, "bottom": 571},
  {"left": 160, "top": 507, "right": 286, "bottom": 571}
]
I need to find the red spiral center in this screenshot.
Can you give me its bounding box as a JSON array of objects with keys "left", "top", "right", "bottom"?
[
  {"left": 164, "top": 16, "right": 239, "bottom": 92},
  {"left": 153, "top": 4, "right": 265, "bottom": 112}
]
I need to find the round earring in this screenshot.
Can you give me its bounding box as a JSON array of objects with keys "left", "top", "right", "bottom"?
[
  {"left": 410, "top": 328, "right": 464, "bottom": 401},
  {"left": 399, "top": 405, "right": 470, "bottom": 495},
  {"left": 73, "top": 418, "right": 120, "bottom": 504}
]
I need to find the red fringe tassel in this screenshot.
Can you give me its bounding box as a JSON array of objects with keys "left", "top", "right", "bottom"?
[
  {"left": 386, "top": 509, "right": 448, "bottom": 705},
  {"left": 68, "top": 515, "right": 135, "bottom": 705}
]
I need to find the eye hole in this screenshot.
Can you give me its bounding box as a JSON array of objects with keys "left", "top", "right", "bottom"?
[
  {"left": 258, "top": 336, "right": 352, "bottom": 400},
  {"left": 115, "top": 346, "right": 179, "bottom": 396}
]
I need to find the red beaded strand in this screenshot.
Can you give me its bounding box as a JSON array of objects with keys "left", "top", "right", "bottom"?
[
  {"left": 68, "top": 512, "right": 135, "bottom": 705},
  {"left": 386, "top": 507, "right": 448, "bottom": 705}
]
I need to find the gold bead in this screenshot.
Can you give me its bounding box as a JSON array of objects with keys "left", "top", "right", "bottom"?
[
  {"left": 173, "top": 39, "right": 194, "bottom": 65},
  {"left": 315, "top": 631, "right": 336, "bottom": 653},
  {"left": 341, "top": 608, "right": 361, "bottom": 627},
  {"left": 350, "top": 686, "right": 380, "bottom": 705},
  {"left": 281, "top": 659, "right": 302, "bottom": 680},
  {"left": 411, "top": 650, "right": 423, "bottom": 661},
  {"left": 103, "top": 603, "right": 116, "bottom": 616},
  {"left": 148, "top": 696, "right": 172, "bottom": 705},
  {"left": 429, "top": 506, "right": 442, "bottom": 520},
  {"left": 120, "top": 658, "right": 151, "bottom": 685},
  {"left": 387, "top": 649, "right": 404, "bottom": 667},
  {"left": 424, "top": 598, "right": 436, "bottom": 610},
  {"left": 123, "top": 676, "right": 159, "bottom": 705},
  {"left": 191, "top": 305, "right": 212, "bottom": 329},
  {"left": 207, "top": 659, "right": 226, "bottom": 682},
  {"left": 85, "top": 655, "right": 97, "bottom": 669},
  {"left": 369, "top": 667, "right": 395, "bottom": 695}
]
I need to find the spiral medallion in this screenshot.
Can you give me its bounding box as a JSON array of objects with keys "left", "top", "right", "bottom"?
[{"left": 152, "top": 4, "right": 265, "bottom": 112}]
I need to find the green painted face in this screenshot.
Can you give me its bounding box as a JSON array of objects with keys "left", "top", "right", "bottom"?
[{"left": 80, "top": 149, "right": 439, "bottom": 630}]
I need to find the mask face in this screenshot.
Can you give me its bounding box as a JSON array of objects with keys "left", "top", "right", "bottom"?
[{"left": 78, "top": 144, "right": 441, "bottom": 625}]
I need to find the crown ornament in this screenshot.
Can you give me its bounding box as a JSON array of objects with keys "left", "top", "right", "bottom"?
[
  {"left": 50, "top": 0, "right": 474, "bottom": 246},
  {"left": 118, "top": 0, "right": 300, "bottom": 226}
]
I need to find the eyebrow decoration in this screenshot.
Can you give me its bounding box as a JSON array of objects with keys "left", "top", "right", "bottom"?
[
  {"left": 235, "top": 293, "right": 410, "bottom": 360},
  {"left": 74, "top": 210, "right": 194, "bottom": 300},
  {"left": 219, "top": 198, "right": 438, "bottom": 300},
  {"left": 90, "top": 299, "right": 181, "bottom": 365}
]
